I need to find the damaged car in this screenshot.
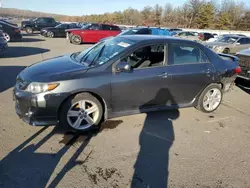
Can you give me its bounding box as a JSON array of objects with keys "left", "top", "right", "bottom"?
[{"left": 13, "top": 35, "right": 241, "bottom": 132}]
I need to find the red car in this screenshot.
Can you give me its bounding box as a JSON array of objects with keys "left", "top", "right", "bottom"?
[{"left": 66, "top": 23, "right": 121, "bottom": 44}]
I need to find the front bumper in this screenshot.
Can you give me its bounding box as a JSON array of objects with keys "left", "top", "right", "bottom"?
[
  {"left": 13, "top": 88, "right": 68, "bottom": 126},
  {"left": 40, "top": 30, "right": 48, "bottom": 36}
]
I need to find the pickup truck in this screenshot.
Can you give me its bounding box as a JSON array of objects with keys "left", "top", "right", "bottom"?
[
  {"left": 21, "top": 17, "right": 59, "bottom": 34},
  {"left": 236, "top": 49, "right": 250, "bottom": 81}
]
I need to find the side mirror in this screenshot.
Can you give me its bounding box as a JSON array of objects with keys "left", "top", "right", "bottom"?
[{"left": 115, "top": 61, "right": 132, "bottom": 72}]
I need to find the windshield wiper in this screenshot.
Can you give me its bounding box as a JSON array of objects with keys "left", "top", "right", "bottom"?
[{"left": 89, "top": 45, "right": 105, "bottom": 67}]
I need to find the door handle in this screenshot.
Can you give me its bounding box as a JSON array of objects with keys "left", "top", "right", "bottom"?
[{"left": 159, "top": 72, "right": 169, "bottom": 78}]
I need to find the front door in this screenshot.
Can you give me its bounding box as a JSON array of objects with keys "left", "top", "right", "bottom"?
[{"left": 111, "top": 44, "right": 174, "bottom": 112}]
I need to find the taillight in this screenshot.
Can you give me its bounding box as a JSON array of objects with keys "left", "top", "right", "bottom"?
[{"left": 235, "top": 66, "right": 241, "bottom": 74}]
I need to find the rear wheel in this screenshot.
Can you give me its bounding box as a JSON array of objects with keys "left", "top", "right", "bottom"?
[
  {"left": 25, "top": 27, "right": 33, "bottom": 34},
  {"left": 47, "top": 31, "right": 54, "bottom": 38},
  {"left": 70, "top": 34, "right": 82, "bottom": 45},
  {"left": 3, "top": 32, "right": 10, "bottom": 42},
  {"left": 59, "top": 93, "right": 103, "bottom": 132},
  {"left": 195, "top": 84, "right": 223, "bottom": 113}
]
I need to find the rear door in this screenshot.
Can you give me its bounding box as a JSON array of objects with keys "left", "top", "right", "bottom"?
[{"left": 166, "top": 42, "right": 216, "bottom": 105}]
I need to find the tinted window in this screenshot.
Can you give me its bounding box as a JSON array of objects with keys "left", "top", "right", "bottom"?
[
  {"left": 245, "top": 38, "right": 250, "bottom": 44},
  {"left": 111, "top": 25, "right": 120, "bottom": 31},
  {"left": 102, "top": 25, "right": 111, "bottom": 30},
  {"left": 89, "top": 24, "right": 100, "bottom": 30},
  {"left": 121, "top": 44, "right": 167, "bottom": 69},
  {"left": 238, "top": 38, "right": 250, "bottom": 44},
  {"left": 137, "top": 28, "right": 150, "bottom": 34},
  {"left": 172, "top": 43, "right": 209, "bottom": 65}
]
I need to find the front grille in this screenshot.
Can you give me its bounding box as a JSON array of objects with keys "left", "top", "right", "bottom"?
[{"left": 16, "top": 76, "right": 29, "bottom": 90}]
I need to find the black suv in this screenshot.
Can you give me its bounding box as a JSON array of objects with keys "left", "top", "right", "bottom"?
[{"left": 21, "top": 17, "right": 59, "bottom": 34}]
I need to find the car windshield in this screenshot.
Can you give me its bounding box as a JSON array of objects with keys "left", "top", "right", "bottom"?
[
  {"left": 118, "top": 29, "right": 140, "bottom": 36},
  {"left": 72, "top": 37, "right": 135, "bottom": 66},
  {"left": 216, "top": 36, "right": 239, "bottom": 43}
]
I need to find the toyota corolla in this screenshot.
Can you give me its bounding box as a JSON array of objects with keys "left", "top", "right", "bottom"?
[{"left": 13, "top": 35, "right": 241, "bottom": 132}]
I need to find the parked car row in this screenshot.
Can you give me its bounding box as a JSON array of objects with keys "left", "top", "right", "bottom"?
[
  {"left": 0, "top": 20, "right": 22, "bottom": 42},
  {"left": 205, "top": 35, "right": 250, "bottom": 54}
]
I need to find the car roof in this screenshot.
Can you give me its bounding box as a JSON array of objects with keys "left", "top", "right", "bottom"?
[{"left": 118, "top": 35, "right": 191, "bottom": 42}]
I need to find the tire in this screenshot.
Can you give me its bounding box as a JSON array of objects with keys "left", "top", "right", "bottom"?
[
  {"left": 70, "top": 34, "right": 82, "bottom": 45},
  {"left": 195, "top": 84, "right": 223, "bottom": 113},
  {"left": 25, "top": 27, "right": 33, "bottom": 34},
  {"left": 3, "top": 32, "right": 10, "bottom": 42},
  {"left": 59, "top": 93, "right": 103, "bottom": 132},
  {"left": 223, "top": 48, "right": 230, "bottom": 54},
  {"left": 47, "top": 31, "right": 54, "bottom": 38}
]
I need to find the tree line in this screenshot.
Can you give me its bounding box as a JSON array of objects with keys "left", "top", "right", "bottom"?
[{"left": 1, "top": 0, "right": 250, "bottom": 30}]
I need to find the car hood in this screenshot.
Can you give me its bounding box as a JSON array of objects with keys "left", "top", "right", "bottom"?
[
  {"left": 19, "top": 55, "right": 89, "bottom": 82},
  {"left": 206, "top": 42, "right": 231, "bottom": 47}
]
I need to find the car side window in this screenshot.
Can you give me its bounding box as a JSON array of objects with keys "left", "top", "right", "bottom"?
[
  {"left": 246, "top": 38, "right": 250, "bottom": 44},
  {"left": 111, "top": 26, "right": 120, "bottom": 31},
  {"left": 120, "top": 44, "right": 167, "bottom": 69},
  {"left": 46, "top": 18, "right": 53, "bottom": 23},
  {"left": 238, "top": 38, "right": 246, "bottom": 44},
  {"left": 102, "top": 25, "right": 111, "bottom": 30},
  {"left": 171, "top": 43, "right": 209, "bottom": 65},
  {"left": 89, "top": 24, "right": 100, "bottom": 30}
]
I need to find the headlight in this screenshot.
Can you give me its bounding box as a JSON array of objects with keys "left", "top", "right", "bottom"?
[
  {"left": 214, "top": 46, "right": 224, "bottom": 51},
  {"left": 26, "top": 82, "right": 59, "bottom": 94}
]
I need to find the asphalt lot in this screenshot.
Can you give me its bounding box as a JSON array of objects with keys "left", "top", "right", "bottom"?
[{"left": 0, "top": 34, "right": 250, "bottom": 188}]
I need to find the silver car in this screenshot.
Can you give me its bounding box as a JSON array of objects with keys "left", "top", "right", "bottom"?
[
  {"left": 206, "top": 36, "right": 250, "bottom": 54},
  {"left": 174, "top": 31, "right": 200, "bottom": 41}
]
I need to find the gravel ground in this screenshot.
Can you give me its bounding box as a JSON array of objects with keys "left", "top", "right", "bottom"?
[{"left": 0, "top": 34, "right": 250, "bottom": 188}]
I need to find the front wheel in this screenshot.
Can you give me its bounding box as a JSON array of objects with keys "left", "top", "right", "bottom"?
[
  {"left": 3, "top": 32, "right": 10, "bottom": 42},
  {"left": 25, "top": 27, "right": 33, "bottom": 34},
  {"left": 70, "top": 34, "right": 82, "bottom": 45},
  {"left": 47, "top": 31, "right": 54, "bottom": 38},
  {"left": 223, "top": 48, "right": 230, "bottom": 54},
  {"left": 59, "top": 93, "right": 103, "bottom": 132},
  {"left": 195, "top": 84, "right": 223, "bottom": 113}
]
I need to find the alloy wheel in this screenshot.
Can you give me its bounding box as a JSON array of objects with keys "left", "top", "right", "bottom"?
[
  {"left": 67, "top": 100, "right": 99, "bottom": 130},
  {"left": 47, "top": 31, "right": 54, "bottom": 38},
  {"left": 202, "top": 88, "right": 222, "bottom": 112},
  {"left": 3, "top": 33, "right": 10, "bottom": 42}
]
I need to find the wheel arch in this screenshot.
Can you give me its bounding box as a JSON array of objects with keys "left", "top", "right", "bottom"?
[
  {"left": 193, "top": 82, "right": 223, "bottom": 106},
  {"left": 57, "top": 91, "right": 108, "bottom": 122}
]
